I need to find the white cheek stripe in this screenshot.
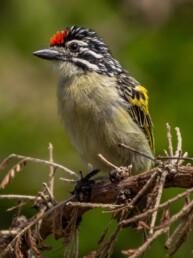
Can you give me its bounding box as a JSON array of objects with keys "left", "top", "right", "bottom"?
[
  {"left": 66, "top": 40, "right": 88, "bottom": 47},
  {"left": 81, "top": 49, "right": 103, "bottom": 59},
  {"left": 72, "top": 58, "right": 99, "bottom": 71}
]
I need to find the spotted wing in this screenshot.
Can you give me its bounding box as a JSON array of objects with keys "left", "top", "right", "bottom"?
[{"left": 117, "top": 72, "right": 154, "bottom": 152}]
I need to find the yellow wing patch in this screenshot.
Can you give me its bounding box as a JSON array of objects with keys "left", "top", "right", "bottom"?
[
  {"left": 117, "top": 72, "right": 154, "bottom": 152},
  {"left": 128, "top": 85, "right": 154, "bottom": 152},
  {"left": 129, "top": 85, "right": 149, "bottom": 114}
]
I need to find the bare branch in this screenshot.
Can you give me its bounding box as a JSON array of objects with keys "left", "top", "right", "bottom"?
[
  {"left": 155, "top": 199, "right": 193, "bottom": 230},
  {"left": 119, "top": 143, "right": 159, "bottom": 164},
  {"left": 165, "top": 221, "right": 184, "bottom": 249},
  {"left": 4, "top": 195, "right": 75, "bottom": 254},
  {"left": 175, "top": 127, "right": 182, "bottom": 157},
  {"left": 149, "top": 170, "right": 168, "bottom": 235},
  {"left": 0, "top": 230, "right": 18, "bottom": 235},
  {"left": 73, "top": 227, "right": 79, "bottom": 258},
  {"left": 48, "top": 143, "right": 54, "bottom": 196},
  {"left": 66, "top": 201, "right": 121, "bottom": 209},
  {"left": 166, "top": 123, "right": 173, "bottom": 157},
  {"left": 60, "top": 178, "right": 77, "bottom": 183},
  {"left": 129, "top": 228, "right": 165, "bottom": 258},
  {"left": 120, "top": 187, "right": 193, "bottom": 226},
  {"left": 43, "top": 182, "right": 55, "bottom": 204},
  {"left": 98, "top": 153, "right": 118, "bottom": 169},
  {"left": 0, "top": 158, "right": 28, "bottom": 189},
  {"left": 0, "top": 194, "right": 36, "bottom": 200},
  {"left": 0, "top": 153, "right": 80, "bottom": 180},
  {"left": 156, "top": 156, "right": 193, "bottom": 162},
  {"left": 167, "top": 214, "right": 193, "bottom": 257}
]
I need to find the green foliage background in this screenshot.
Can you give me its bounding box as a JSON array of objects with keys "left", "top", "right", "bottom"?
[{"left": 0, "top": 0, "right": 193, "bottom": 257}]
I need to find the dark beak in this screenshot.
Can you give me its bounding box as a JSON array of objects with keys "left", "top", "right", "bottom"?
[{"left": 33, "top": 48, "right": 64, "bottom": 61}]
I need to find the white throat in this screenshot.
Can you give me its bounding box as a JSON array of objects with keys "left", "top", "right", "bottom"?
[{"left": 52, "top": 61, "right": 84, "bottom": 79}]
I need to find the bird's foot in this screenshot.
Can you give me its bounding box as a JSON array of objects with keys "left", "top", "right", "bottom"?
[{"left": 72, "top": 169, "right": 100, "bottom": 202}]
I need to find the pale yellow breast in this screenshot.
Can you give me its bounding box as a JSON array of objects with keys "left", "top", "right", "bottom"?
[
  {"left": 58, "top": 73, "right": 120, "bottom": 157},
  {"left": 57, "top": 72, "right": 152, "bottom": 173}
]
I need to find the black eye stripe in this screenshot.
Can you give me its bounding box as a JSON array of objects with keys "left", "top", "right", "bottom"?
[
  {"left": 73, "top": 60, "right": 88, "bottom": 71},
  {"left": 78, "top": 52, "right": 97, "bottom": 63}
]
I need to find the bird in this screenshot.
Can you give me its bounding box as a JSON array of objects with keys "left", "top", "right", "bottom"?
[{"left": 33, "top": 25, "right": 154, "bottom": 174}]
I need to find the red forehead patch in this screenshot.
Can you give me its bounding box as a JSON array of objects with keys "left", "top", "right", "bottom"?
[{"left": 50, "top": 29, "right": 68, "bottom": 46}]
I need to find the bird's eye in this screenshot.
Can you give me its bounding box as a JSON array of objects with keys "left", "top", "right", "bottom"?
[{"left": 69, "top": 42, "right": 79, "bottom": 52}]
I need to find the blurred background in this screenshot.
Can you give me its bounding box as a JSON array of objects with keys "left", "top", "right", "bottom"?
[{"left": 0, "top": 0, "right": 193, "bottom": 257}]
